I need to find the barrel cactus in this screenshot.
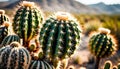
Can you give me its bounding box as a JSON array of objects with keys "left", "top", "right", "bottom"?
[
  {"left": 0, "top": 26, "right": 8, "bottom": 43},
  {"left": 39, "top": 12, "right": 81, "bottom": 67},
  {"left": 0, "top": 42, "right": 31, "bottom": 69},
  {"left": 0, "top": 10, "right": 9, "bottom": 25},
  {"left": 29, "top": 60, "right": 54, "bottom": 69},
  {"left": 13, "top": 1, "right": 43, "bottom": 47},
  {"left": 1, "top": 35, "right": 20, "bottom": 46},
  {"left": 89, "top": 28, "right": 116, "bottom": 69}
]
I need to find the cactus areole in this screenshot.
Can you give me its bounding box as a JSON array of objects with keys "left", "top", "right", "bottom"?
[
  {"left": 0, "top": 42, "right": 31, "bottom": 69},
  {"left": 39, "top": 12, "right": 81, "bottom": 61},
  {"left": 13, "top": 1, "right": 43, "bottom": 46},
  {"left": 0, "top": 10, "right": 9, "bottom": 26}
]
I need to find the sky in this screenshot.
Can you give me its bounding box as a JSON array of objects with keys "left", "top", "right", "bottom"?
[
  {"left": 76, "top": 0, "right": 120, "bottom": 5},
  {"left": 0, "top": 0, "right": 9, "bottom": 2}
]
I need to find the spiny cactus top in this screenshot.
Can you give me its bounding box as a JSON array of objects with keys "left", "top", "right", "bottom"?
[
  {"left": 39, "top": 12, "right": 81, "bottom": 60},
  {"left": 0, "top": 42, "right": 31, "bottom": 69},
  {"left": 0, "top": 26, "right": 8, "bottom": 44},
  {"left": 13, "top": 1, "right": 43, "bottom": 43},
  {"left": 89, "top": 28, "right": 116, "bottom": 58},
  {"left": 29, "top": 60, "right": 54, "bottom": 69},
  {"left": 1, "top": 35, "right": 20, "bottom": 46},
  {"left": 0, "top": 10, "right": 9, "bottom": 25}
]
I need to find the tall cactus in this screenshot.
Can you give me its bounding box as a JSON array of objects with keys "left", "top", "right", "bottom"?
[
  {"left": 13, "top": 1, "right": 43, "bottom": 47},
  {"left": 89, "top": 28, "right": 116, "bottom": 69},
  {"left": 0, "top": 10, "right": 9, "bottom": 25},
  {"left": 39, "top": 12, "right": 81, "bottom": 67},
  {"left": 0, "top": 42, "right": 31, "bottom": 69}
]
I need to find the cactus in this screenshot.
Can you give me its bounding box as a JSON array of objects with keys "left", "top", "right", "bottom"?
[
  {"left": 0, "top": 10, "right": 9, "bottom": 25},
  {"left": 0, "top": 26, "right": 8, "bottom": 43},
  {"left": 104, "top": 61, "right": 112, "bottom": 69},
  {"left": 1, "top": 35, "right": 20, "bottom": 47},
  {"left": 29, "top": 60, "right": 54, "bottom": 69},
  {"left": 39, "top": 12, "right": 81, "bottom": 67},
  {"left": 89, "top": 28, "right": 116, "bottom": 69},
  {"left": 13, "top": 1, "right": 43, "bottom": 47},
  {"left": 0, "top": 42, "right": 31, "bottom": 69},
  {"left": 104, "top": 61, "right": 120, "bottom": 69},
  {"left": 118, "top": 63, "right": 120, "bottom": 69}
]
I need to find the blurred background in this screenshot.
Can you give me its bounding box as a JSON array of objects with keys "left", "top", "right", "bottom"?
[{"left": 1, "top": 0, "right": 120, "bottom": 69}]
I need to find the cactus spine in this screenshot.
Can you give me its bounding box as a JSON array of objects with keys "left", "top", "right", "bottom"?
[
  {"left": 13, "top": 1, "right": 43, "bottom": 47},
  {"left": 39, "top": 12, "right": 81, "bottom": 67},
  {"left": 89, "top": 28, "right": 116, "bottom": 69},
  {"left": 1, "top": 35, "right": 20, "bottom": 47},
  {"left": 0, "top": 42, "right": 31, "bottom": 69},
  {"left": 0, "top": 10, "right": 9, "bottom": 25}
]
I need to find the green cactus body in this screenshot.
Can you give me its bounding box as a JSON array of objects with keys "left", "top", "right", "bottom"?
[
  {"left": 104, "top": 61, "right": 112, "bottom": 69},
  {"left": 89, "top": 33, "right": 115, "bottom": 58},
  {"left": 29, "top": 60, "right": 54, "bottom": 69},
  {"left": 0, "top": 10, "right": 9, "bottom": 25},
  {"left": 1, "top": 35, "right": 20, "bottom": 46},
  {"left": 13, "top": 1, "right": 43, "bottom": 46},
  {"left": 117, "top": 63, "right": 120, "bottom": 69},
  {"left": 0, "top": 26, "right": 8, "bottom": 43},
  {"left": 39, "top": 12, "right": 81, "bottom": 60},
  {"left": 0, "top": 42, "right": 31, "bottom": 69}
]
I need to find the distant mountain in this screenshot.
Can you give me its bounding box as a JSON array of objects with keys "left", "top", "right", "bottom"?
[
  {"left": 0, "top": 0, "right": 100, "bottom": 14},
  {"left": 89, "top": 2, "right": 120, "bottom": 14}
]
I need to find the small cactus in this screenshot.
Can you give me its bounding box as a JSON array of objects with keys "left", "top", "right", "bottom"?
[
  {"left": 0, "top": 10, "right": 9, "bottom": 26},
  {"left": 104, "top": 61, "right": 120, "bottom": 69},
  {"left": 13, "top": 1, "right": 43, "bottom": 47},
  {"left": 0, "top": 42, "right": 31, "bottom": 69},
  {"left": 29, "top": 60, "right": 54, "bottom": 69},
  {"left": 1, "top": 35, "right": 20, "bottom": 47},
  {"left": 89, "top": 28, "right": 116, "bottom": 69},
  {"left": 104, "top": 61, "right": 112, "bottom": 69},
  {"left": 0, "top": 26, "right": 8, "bottom": 43},
  {"left": 39, "top": 12, "right": 81, "bottom": 67}
]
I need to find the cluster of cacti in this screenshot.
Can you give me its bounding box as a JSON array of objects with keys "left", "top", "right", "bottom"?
[
  {"left": 0, "top": 42, "right": 31, "bottom": 69},
  {"left": 104, "top": 61, "right": 120, "bottom": 69},
  {"left": 13, "top": 1, "right": 43, "bottom": 47},
  {"left": 0, "top": 0, "right": 120, "bottom": 69},
  {"left": 0, "top": 1, "right": 82, "bottom": 69},
  {"left": 89, "top": 28, "right": 116, "bottom": 69},
  {"left": 39, "top": 12, "right": 81, "bottom": 67}
]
